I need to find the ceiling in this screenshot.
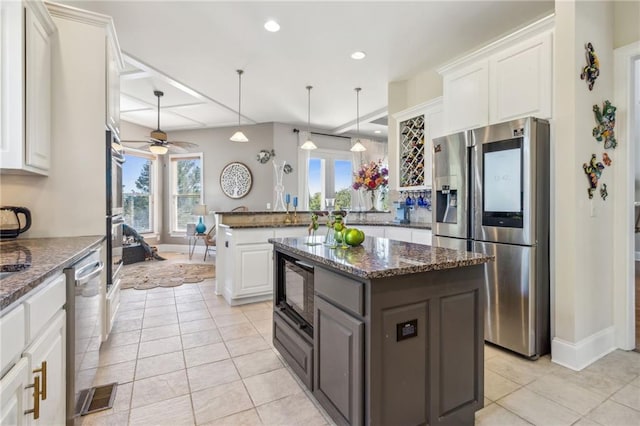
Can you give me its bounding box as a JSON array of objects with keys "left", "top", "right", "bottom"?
[{"left": 60, "top": 1, "right": 554, "bottom": 140}]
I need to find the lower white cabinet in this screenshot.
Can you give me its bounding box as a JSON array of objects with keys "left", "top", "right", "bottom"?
[
  {"left": 357, "top": 226, "right": 385, "bottom": 239},
  {"left": 23, "top": 311, "right": 65, "bottom": 426},
  {"left": 384, "top": 227, "right": 414, "bottom": 243},
  {"left": 0, "top": 273, "right": 66, "bottom": 425},
  {"left": 219, "top": 227, "right": 277, "bottom": 305},
  {"left": 0, "top": 358, "right": 29, "bottom": 426}
]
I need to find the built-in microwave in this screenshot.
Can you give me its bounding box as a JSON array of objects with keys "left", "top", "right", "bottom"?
[{"left": 275, "top": 254, "right": 314, "bottom": 337}]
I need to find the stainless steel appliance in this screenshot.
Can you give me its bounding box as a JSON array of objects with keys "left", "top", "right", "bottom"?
[
  {"left": 275, "top": 254, "right": 315, "bottom": 337},
  {"left": 65, "top": 248, "right": 104, "bottom": 425},
  {"left": 106, "top": 130, "right": 124, "bottom": 290},
  {"left": 0, "top": 206, "right": 32, "bottom": 239},
  {"left": 433, "top": 117, "right": 550, "bottom": 358}
]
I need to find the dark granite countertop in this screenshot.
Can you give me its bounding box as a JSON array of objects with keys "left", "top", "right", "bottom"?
[
  {"left": 269, "top": 236, "right": 492, "bottom": 279},
  {"left": 0, "top": 236, "right": 104, "bottom": 312},
  {"left": 221, "top": 222, "right": 432, "bottom": 230}
]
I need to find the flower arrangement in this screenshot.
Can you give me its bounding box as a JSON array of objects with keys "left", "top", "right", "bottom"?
[{"left": 352, "top": 160, "right": 389, "bottom": 192}]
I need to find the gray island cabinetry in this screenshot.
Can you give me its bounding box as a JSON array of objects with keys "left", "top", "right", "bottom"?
[{"left": 270, "top": 237, "right": 493, "bottom": 426}]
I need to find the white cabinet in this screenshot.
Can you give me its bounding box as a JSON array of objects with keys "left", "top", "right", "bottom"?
[
  {"left": 0, "top": 358, "right": 29, "bottom": 426},
  {"left": 442, "top": 61, "right": 489, "bottom": 134},
  {"left": 357, "top": 226, "right": 385, "bottom": 239},
  {"left": 384, "top": 227, "right": 414, "bottom": 243},
  {"left": 489, "top": 32, "right": 552, "bottom": 123},
  {"left": 0, "top": 273, "right": 66, "bottom": 425},
  {"left": 0, "top": 0, "right": 55, "bottom": 175},
  {"left": 23, "top": 311, "right": 65, "bottom": 426},
  {"left": 393, "top": 98, "right": 443, "bottom": 191},
  {"left": 439, "top": 16, "right": 553, "bottom": 134},
  {"left": 220, "top": 227, "right": 277, "bottom": 305},
  {"left": 411, "top": 229, "right": 433, "bottom": 245},
  {"left": 106, "top": 34, "right": 123, "bottom": 136}
]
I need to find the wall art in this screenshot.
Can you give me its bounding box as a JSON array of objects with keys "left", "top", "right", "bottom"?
[
  {"left": 583, "top": 154, "right": 604, "bottom": 199},
  {"left": 283, "top": 164, "right": 293, "bottom": 174},
  {"left": 256, "top": 149, "right": 275, "bottom": 164},
  {"left": 220, "top": 162, "right": 252, "bottom": 199},
  {"left": 592, "top": 100, "right": 617, "bottom": 149},
  {"left": 580, "top": 42, "right": 599, "bottom": 91},
  {"left": 602, "top": 152, "right": 612, "bottom": 167},
  {"left": 600, "top": 183, "right": 608, "bottom": 201}
]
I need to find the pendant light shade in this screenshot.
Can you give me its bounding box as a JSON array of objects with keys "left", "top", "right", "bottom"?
[
  {"left": 350, "top": 87, "right": 367, "bottom": 152},
  {"left": 301, "top": 86, "right": 317, "bottom": 150},
  {"left": 230, "top": 69, "right": 249, "bottom": 142}
]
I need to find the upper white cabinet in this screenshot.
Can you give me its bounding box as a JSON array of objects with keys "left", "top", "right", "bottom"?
[
  {"left": 0, "top": 1, "right": 55, "bottom": 175},
  {"left": 440, "top": 16, "right": 553, "bottom": 134},
  {"left": 442, "top": 61, "right": 489, "bottom": 134},
  {"left": 393, "top": 98, "right": 443, "bottom": 191},
  {"left": 489, "top": 32, "right": 552, "bottom": 123},
  {"left": 106, "top": 34, "right": 122, "bottom": 136}
]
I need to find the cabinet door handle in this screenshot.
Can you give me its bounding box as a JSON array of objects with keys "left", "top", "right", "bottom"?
[
  {"left": 33, "top": 361, "right": 47, "bottom": 400},
  {"left": 24, "top": 376, "right": 40, "bottom": 420}
]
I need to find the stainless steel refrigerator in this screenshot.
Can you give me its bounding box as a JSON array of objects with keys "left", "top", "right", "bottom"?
[{"left": 432, "top": 117, "right": 550, "bottom": 358}]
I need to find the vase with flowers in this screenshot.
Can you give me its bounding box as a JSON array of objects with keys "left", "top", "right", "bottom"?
[{"left": 352, "top": 160, "right": 389, "bottom": 211}]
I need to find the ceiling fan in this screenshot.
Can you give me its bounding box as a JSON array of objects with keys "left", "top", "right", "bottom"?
[{"left": 123, "top": 90, "right": 198, "bottom": 155}]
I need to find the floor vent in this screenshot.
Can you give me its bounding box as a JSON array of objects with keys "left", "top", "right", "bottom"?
[{"left": 76, "top": 382, "right": 118, "bottom": 416}]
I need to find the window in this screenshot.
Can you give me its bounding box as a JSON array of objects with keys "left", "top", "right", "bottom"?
[
  {"left": 169, "top": 153, "right": 203, "bottom": 233},
  {"left": 306, "top": 150, "right": 353, "bottom": 210},
  {"left": 122, "top": 150, "right": 158, "bottom": 233}
]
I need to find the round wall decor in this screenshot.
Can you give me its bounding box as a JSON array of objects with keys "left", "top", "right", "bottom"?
[{"left": 220, "top": 162, "right": 252, "bottom": 199}]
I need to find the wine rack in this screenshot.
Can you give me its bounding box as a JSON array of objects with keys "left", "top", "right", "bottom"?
[{"left": 399, "top": 114, "right": 425, "bottom": 189}]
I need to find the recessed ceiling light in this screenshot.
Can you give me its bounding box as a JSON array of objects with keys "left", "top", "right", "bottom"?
[
  {"left": 264, "top": 20, "right": 280, "bottom": 32},
  {"left": 351, "top": 51, "right": 366, "bottom": 60},
  {"left": 374, "top": 130, "right": 382, "bottom": 134}
]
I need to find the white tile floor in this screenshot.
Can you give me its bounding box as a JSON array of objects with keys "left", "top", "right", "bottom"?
[{"left": 79, "top": 253, "right": 640, "bottom": 426}]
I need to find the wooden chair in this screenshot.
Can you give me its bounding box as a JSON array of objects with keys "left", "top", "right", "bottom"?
[{"left": 204, "top": 225, "right": 216, "bottom": 261}]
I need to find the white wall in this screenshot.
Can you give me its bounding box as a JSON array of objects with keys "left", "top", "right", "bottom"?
[
  {"left": 552, "top": 0, "right": 616, "bottom": 369},
  {"left": 0, "top": 15, "right": 107, "bottom": 238}
]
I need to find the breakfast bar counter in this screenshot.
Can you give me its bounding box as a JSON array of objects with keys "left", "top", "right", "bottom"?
[{"left": 269, "top": 236, "right": 493, "bottom": 426}]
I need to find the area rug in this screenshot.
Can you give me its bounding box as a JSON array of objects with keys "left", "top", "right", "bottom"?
[{"left": 120, "top": 261, "right": 215, "bottom": 290}]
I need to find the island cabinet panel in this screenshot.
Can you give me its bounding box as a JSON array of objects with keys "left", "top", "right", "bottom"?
[
  {"left": 380, "top": 302, "right": 428, "bottom": 425},
  {"left": 315, "top": 267, "right": 364, "bottom": 317},
  {"left": 437, "top": 290, "right": 482, "bottom": 421},
  {"left": 314, "top": 296, "right": 364, "bottom": 426}
]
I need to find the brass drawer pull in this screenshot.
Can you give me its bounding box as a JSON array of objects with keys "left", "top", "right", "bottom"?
[
  {"left": 33, "top": 361, "right": 47, "bottom": 400},
  {"left": 24, "top": 376, "right": 40, "bottom": 420}
]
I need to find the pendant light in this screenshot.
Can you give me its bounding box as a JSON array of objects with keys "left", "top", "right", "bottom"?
[
  {"left": 300, "top": 86, "right": 317, "bottom": 150},
  {"left": 230, "top": 69, "right": 249, "bottom": 142},
  {"left": 350, "top": 87, "right": 367, "bottom": 152}
]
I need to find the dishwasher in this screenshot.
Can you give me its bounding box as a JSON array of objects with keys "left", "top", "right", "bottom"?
[{"left": 64, "top": 248, "right": 114, "bottom": 425}]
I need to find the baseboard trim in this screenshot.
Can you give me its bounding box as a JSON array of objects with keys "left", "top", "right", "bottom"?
[
  {"left": 551, "top": 326, "right": 616, "bottom": 371},
  {"left": 157, "top": 243, "right": 215, "bottom": 257}
]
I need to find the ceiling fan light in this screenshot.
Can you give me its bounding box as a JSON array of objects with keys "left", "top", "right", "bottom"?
[
  {"left": 149, "top": 144, "right": 169, "bottom": 155},
  {"left": 301, "top": 139, "right": 317, "bottom": 150},
  {"left": 230, "top": 131, "right": 249, "bottom": 142},
  {"left": 350, "top": 140, "right": 367, "bottom": 152}
]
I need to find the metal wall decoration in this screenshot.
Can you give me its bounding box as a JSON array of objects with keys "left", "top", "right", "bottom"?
[
  {"left": 583, "top": 154, "right": 604, "bottom": 199},
  {"left": 580, "top": 42, "right": 600, "bottom": 90},
  {"left": 283, "top": 164, "right": 293, "bottom": 174},
  {"left": 602, "top": 152, "right": 612, "bottom": 166},
  {"left": 256, "top": 149, "right": 275, "bottom": 164},
  {"left": 220, "top": 162, "right": 252, "bottom": 199},
  {"left": 592, "top": 100, "right": 617, "bottom": 149},
  {"left": 600, "top": 183, "right": 608, "bottom": 200}
]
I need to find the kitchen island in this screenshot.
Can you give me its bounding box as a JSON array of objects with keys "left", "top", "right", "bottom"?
[
  {"left": 269, "top": 236, "right": 493, "bottom": 426},
  {"left": 214, "top": 210, "right": 431, "bottom": 306}
]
